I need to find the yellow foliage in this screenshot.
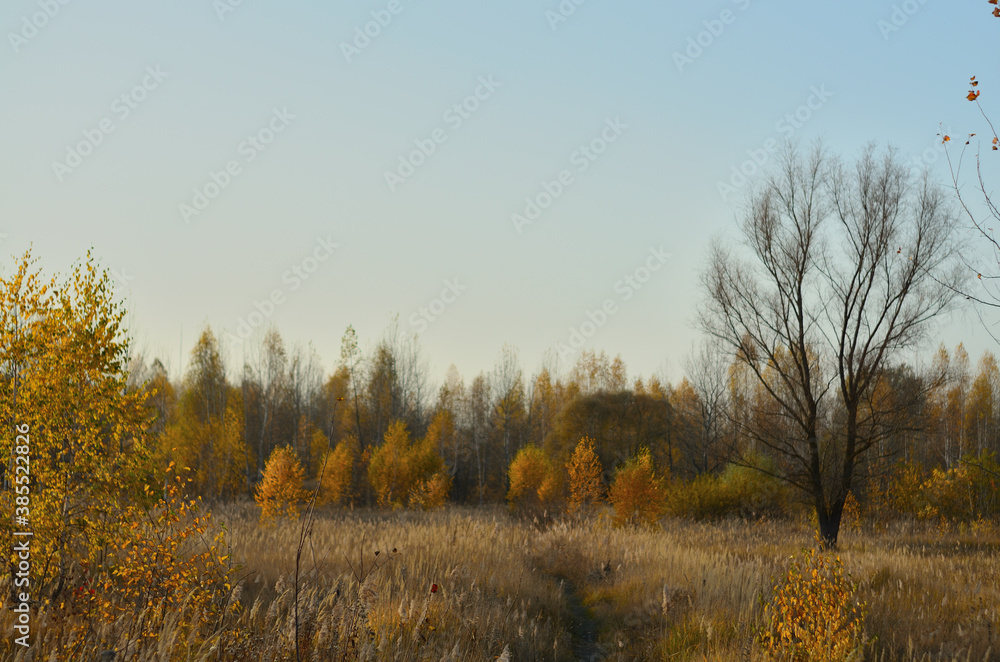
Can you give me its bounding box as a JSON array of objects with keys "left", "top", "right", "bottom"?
[
  {"left": 507, "top": 445, "right": 563, "bottom": 515},
  {"left": 255, "top": 446, "right": 309, "bottom": 522},
  {"left": 317, "top": 437, "right": 356, "bottom": 507},
  {"left": 842, "top": 491, "right": 863, "bottom": 533},
  {"left": 307, "top": 424, "right": 331, "bottom": 478},
  {"left": 664, "top": 463, "right": 789, "bottom": 520},
  {"left": 885, "top": 454, "right": 1000, "bottom": 521},
  {"left": 0, "top": 250, "right": 155, "bottom": 596},
  {"left": 881, "top": 460, "right": 925, "bottom": 516},
  {"left": 609, "top": 448, "right": 665, "bottom": 527},
  {"left": 760, "top": 547, "right": 866, "bottom": 662},
  {"left": 567, "top": 437, "right": 604, "bottom": 513},
  {"left": 367, "top": 421, "right": 447, "bottom": 508},
  {"left": 0, "top": 251, "right": 238, "bottom": 657},
  {"left": 159, "top": 330, "right": 248, "bottom": 500},
  {"left": 409, "top": 471, "right": 451, "bottom": 510},
  {"left": 44, "top": 467, "right": 237, "bottom": 657}
]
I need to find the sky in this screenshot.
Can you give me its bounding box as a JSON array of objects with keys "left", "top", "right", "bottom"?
[{"left": 1, "top": 0, "right": 999, "bottom": 386}]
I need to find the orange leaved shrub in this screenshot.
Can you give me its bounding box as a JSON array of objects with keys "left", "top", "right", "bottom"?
[
  {"left": 367, "top": 421, "right": 450, "bottom": 509},
  {"left": 760, "top": 546, "right": 867, "bottom": 662},
  {"left": 609, "top": 448, "right": 665, "bottom": 527},
  {"left": 566, "top": 437, "right": 604, "bottom": 514},
  {"left": 255, "top": 446, "right": 309, "bottom": 522},
  {"left": 317, "top": 437, "right": 357, "bottom": 507},
  {"left": 507, "top": 445, "right": 563, "bottom": 516},
  {"left": 879, "top": 453, "right": 1000, "bottom": 522},
  {"left": 47, "top": 465, "right": 237, "bottom": 658}
]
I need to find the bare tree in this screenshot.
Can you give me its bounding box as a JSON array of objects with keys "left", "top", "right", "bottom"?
[
  {"left": 364, "top": 317, "right": 429, "bottom": 444},
  {"left": 384, "top": 316, "right": 429, "bottom": 419},
  {"left": 682, "top": 339, "right": 731, "bottom": 474},
  {"left": 468, "top": 372, "right": 492, "bottom": 503},
  {"left": 288, "top": 342, "right": 324, "bottom": 460},
  {"left": 436, "top": 364, "right": 467, "bottom": 486},
  {"left": 490, "top": 344, "right": 525, "bottom": 490},
  {"left": 339, "top": 325, "right": 366, "bottom": 448},
  {"left": 186, "top": 327, "right": 230, "bottom": 425},
  {"left": 243, "top": 327, "right": 288, "bottom": 477},
  {"left": 701, "top": 143, "right": 963, "bottom": 547}
]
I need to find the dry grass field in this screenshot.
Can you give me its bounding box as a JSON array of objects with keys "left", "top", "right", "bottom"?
[{"left": 207, "top": 505, "right": 1000, "bottom": 662}]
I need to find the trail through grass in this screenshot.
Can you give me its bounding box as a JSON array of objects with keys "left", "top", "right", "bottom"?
[{"left": 205, "top": 504, "right": 1000, "bottom": 661}]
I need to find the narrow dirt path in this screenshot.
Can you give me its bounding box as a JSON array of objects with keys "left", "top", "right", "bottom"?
[{"left": 555, "top": 575, "right": 603, "bottom": 661}]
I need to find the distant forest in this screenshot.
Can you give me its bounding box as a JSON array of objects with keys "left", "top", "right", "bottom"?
[{"left": 133, "top": 320, "right": 999, "bottom": 505}]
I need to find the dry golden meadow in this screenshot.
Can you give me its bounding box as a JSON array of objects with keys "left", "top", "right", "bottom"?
[{"left": 196, "top": 505, "right": 999, "bottom": 662}]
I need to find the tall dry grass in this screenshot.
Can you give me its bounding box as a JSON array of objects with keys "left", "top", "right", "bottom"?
[
  {"left": 214, "top": 503, "right": 574, "bottom": 661},
  {"left": 531, "top": 515, "right": 1000, "bottom": 661},
  {"left": 2, "top": 505, "right": 997, "bottom": 661}
]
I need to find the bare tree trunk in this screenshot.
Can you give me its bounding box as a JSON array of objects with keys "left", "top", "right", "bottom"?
[{"left": 700, "top": 143, "right": 962, "bottom": 548}]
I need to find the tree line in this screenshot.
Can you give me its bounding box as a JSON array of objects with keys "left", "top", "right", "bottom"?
[{"left": 134, "top": 319, "right": 1000, "bottom": 510}]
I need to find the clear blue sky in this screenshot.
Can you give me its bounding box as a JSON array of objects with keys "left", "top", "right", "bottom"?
[{"left": 1, "top": 0, "right": 998, "bottom": 383}]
